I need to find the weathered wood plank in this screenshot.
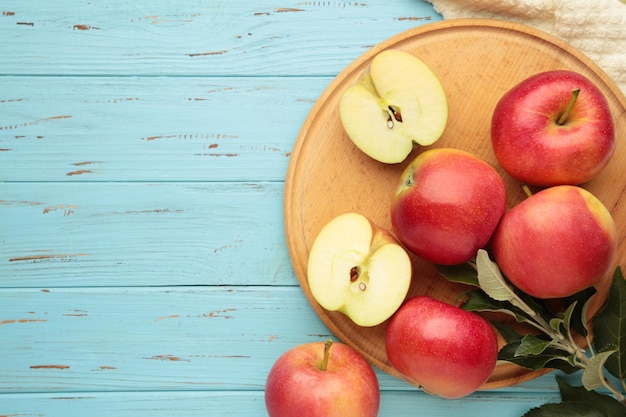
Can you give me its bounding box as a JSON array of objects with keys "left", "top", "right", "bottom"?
[
  {"left": 1, "top": 182, "right": 295, "bottom": 287},
  {"left": 0, "top": 286, "right": 561, "bottom": 395},
  {"left": 0, "top": 286, "right": 332, "bottom": 393},
  {"left": 0, "top": 0, "right": 442, "bottom": 76},
  {"left": 0, "top": 76, "right": 327, "bottom": 182},
  {"left": 0, "top": 389, "right": 561, "bottom": 417}
]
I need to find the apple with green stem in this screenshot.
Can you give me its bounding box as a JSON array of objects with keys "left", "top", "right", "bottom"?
[
  {"left": 385, "top": 296, "right": 499, "bottom": 399},
  {"left": 307, "top": 212, "right": 411, "bottom": 327},
  {"left": 390, "top": 148, "right": 507, "bottom": 265},
  {"left": 491, "top": 185, "right": 618, "bottom": 299},
  {"left": 491, "top": 70, "right": 616, "bottom": 186},
  {"left": 339, "top": 49, "right": 448, "bottom": 164},
  {"left": 265, "top": 339, "right": 380, "bottom": 417}
]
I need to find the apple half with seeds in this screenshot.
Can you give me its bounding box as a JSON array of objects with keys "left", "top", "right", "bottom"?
[
  {"left": 307, "top": 212, "right": 412, "bottom": 327},
  {"left": 339, "top": 49, "right": 448, "bottom": 164}
]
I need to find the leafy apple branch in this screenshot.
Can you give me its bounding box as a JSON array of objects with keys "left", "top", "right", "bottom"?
[
  {"left": 474, "top": 251, "right": 594, "bottom": 368},
  {"left": 438, "top": 249, "right": 626, "bottom": 415}
]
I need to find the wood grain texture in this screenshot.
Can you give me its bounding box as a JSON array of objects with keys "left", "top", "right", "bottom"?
[
  {"left": 0, "top": 287, "right": 332, "bottom": 392},
  {"left": 0, "top": 285, "right": 562, "bottom": 393},
  {"left": 1, "top": 182, "right": 295, "bottom": 287},
  {"left": 0, "top": 390, "right": 562, "bottom": 417},
  {"left": 0, "top": 0, "right": 441, "bottom": 76},
  {"left": 0, "top": 76, "right": 324, "bottom": 182}
]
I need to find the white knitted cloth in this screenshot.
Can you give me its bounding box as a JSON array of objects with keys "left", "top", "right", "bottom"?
[{"left": 425, "top": 0, "right": 626, "bottom": 95}]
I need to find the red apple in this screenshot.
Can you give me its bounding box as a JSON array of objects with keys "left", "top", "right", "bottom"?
[
  {"left": 265, "top": 340, "right": 380, "bottom": 417},
  {"left": 390, "top": 148, "right": 507, "bottom": 265},
  {"left": 491, "top": 185, "right": 617, "bottom": 299},
  {"left": 385, "top": 296, "right": 498, "bottom": 399},
  {"left": 491, "top": 70, "right": 616, "bottom": 186}
]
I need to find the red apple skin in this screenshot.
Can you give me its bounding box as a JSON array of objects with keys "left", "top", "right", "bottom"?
[
  {"left": 390, "top": 148, "right": 507, "bottom": 265},
  {"left": 492, "top": 185, "right": 617, "bottom": 299},
  {"left": 265, "top": 341, "right": 380, "bottom": 417},
  {"left": 385, "top": 296, "right": 498, "bottom": 399},
  {"left": 491, "top": 70, "right": 616, "bottom": 186}
]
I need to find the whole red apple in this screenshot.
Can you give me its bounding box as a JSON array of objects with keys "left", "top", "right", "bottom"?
[
  {"left": 385, "top": 296, "right": 498, "bottom": 399},
  {"left": 491, "top": 185, "right": 617, "bottom": 299},
  {"left": 491, "top": 70, "right": 616, "bottom": 186},
  {"left": 265, "top": 340, "right": 380, "bottom": 417},
  {"left": 390, "top": 148, "right": 507, "bottom": 265}
]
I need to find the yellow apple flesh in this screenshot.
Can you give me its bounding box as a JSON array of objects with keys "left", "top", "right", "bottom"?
[
  {"left": 339, "top": 49, "right": 448, "bottom": 164},
  {"left": 307, "top": 212, "right": 411, "bottom": 327}
]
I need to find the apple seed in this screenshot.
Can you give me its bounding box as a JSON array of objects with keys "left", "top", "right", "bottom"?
[
  {"left": 389, "top": 105, "right": 403, "bottom": 122},
  {"left": 349, "top": 266, "right": 367, "bottom": 290},
  {"left": 386, "top": 105, "right": 403, "bottom": 129},
  {"left": 350, "top": 266, "right": 359, "bottom": 282}
]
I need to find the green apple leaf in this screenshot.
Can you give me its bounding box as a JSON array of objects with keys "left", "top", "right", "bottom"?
[
  {"left": 562, "top": 301, "right": 577, "bottom": 333},
  {"left": 492, "top": 321, "right": 524, "bottom": 344},
  {"left": 498, "top": 341, "right": 579, "bottom": 374},
  {"left": 546, "top": 300, "right": 580, "bottom": 343},
  {"left": 521, "top": 403, "right": 606, "bottom": 417},
  {"left": 582, "top": 349, "right": 619, "bottom": 391},
  {"left": 436, "top": 262, "right": 479, "bottom": 286},
  {"left": 592, "top": 267, "right": 626, "bottom": 380},
  {"left": 563, "top": 286, "right": 597, "bottom": 338},
  {"left": 515, "top": 290, "right": 558, "bottom": 327},
  {"left": 515, "top": 334, "right": 554, "bottom": 357},
  {"left": 460, "top": 289, "right": 531, "bottom": 324},
  {"left": 475, "top": 249, "right": 516, "bottom": 301},
  {"left": 556, "top": 376, "right": 626, "bottom": 417},
  {"left": 549, "top": 302, "right": 578, "bottom": 333},
  {"left": 550, "top": 316, "right": 565, "bottom": 332}
]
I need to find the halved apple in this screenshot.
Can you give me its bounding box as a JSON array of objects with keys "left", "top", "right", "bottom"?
[
  {"left": 307, "top": 212, "right": 412, "bottom": 327},
  {"left": 339, "top": 49, "right": 448, "bottom": 164}
]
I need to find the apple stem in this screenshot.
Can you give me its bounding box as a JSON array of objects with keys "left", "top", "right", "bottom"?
[
  {"left": 321, "top": 339, "right": 333, "bottom": 372},
  {"left": 521, "top": 184, "right": 533, "bottom": 198},
  {"left": 556, "top": 89, "right": 580, "bottom": 126}
]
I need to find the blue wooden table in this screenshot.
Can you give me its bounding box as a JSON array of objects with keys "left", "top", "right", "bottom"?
[{"left": 0, "top": 1, "right": 580, "bottom": 415}]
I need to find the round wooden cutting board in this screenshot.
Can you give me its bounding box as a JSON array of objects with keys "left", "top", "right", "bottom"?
[{"left": 284, "top": 19, "right": 626, "bottom": 390}]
